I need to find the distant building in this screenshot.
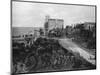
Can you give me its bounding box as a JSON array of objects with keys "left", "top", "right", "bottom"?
[
  {"left": 83, "top": 22, "right": 96, "bottom": 31},
  {"left": 44, "top": 15, "right": 64, "bottom": 36},
  {"left": 34, "top": 30, "right": 40, "bottom": 38}
]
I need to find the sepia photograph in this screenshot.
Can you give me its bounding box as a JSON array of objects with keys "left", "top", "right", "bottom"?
[{"left": 11, "top": 0, "right": 96, "bottom": 74}]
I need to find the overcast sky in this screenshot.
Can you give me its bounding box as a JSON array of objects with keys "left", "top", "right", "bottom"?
[{"left": 12, "top": 1, "right": 95, "bottom": 27}]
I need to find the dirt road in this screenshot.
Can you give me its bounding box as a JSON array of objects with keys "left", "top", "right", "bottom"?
[{"left": 58, "top": 38, "right": 96, "bottom": 65}]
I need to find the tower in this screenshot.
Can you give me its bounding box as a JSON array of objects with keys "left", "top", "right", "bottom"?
[{"left": 44, "top": 15, "right": 50, "bottom": 36}]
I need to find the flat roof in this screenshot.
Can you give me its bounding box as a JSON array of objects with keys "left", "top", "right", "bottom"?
[{"left": 48, "top": 19, "right": 64, "bottom": 21}]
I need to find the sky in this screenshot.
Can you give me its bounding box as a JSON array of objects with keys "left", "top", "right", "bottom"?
[{"left": 12, "top": 1, "right": 96, "bottom": 27}]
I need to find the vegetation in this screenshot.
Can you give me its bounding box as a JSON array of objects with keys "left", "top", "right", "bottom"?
[
  {"left": 12, "top": 37, "right": 95, "bottom": 74},
  {"left": 65, "top": 23, "right": 96, "bottom": 49},
  {"left": 48, "top": 28, "right": 64, "bottom": 37}
]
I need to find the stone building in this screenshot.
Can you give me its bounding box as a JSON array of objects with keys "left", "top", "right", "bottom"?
[{"left": 44, "top": 16, "right": 64, "bottom": 36}]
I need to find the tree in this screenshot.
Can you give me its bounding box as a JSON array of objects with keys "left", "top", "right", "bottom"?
[
  {"left": 39, "top": 28, "right": 44, "bottom": 36},
  {"left": 48, "top": 28, "right": 63, "bottom": 37}
]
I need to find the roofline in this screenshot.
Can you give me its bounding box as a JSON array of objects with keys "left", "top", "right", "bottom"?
[{"left": 48, "top": 19, "right": 64, "bottom": 21}]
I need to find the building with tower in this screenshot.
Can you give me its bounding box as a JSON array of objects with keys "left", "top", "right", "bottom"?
[{"left": 44, "top": 16, "right": 64, "bottom": 36}]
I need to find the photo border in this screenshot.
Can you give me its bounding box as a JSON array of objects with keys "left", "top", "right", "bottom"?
[{"left": 11, "top": 0, "right": 97, "bottom": 74}]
